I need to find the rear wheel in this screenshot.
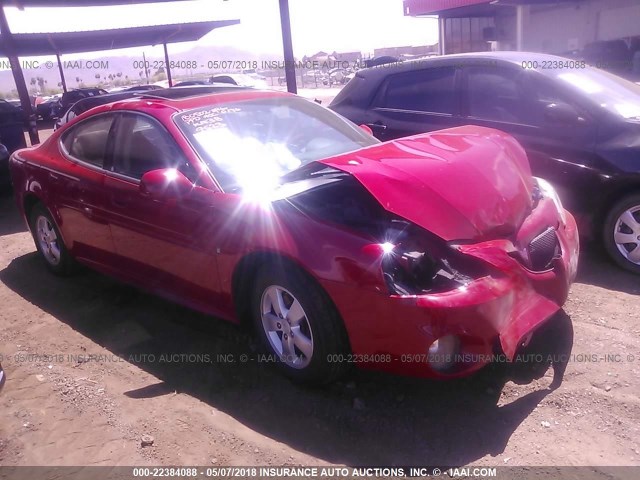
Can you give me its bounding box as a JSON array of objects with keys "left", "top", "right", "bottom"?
[
  {"left": 603, "top": 194, "right": 640, "bottom": 275},
  {"left": 251, "top": 262, "right": 350, "bottom": 384},
  {"left": 29, "top": 203, "right": 76, "bottom": 275}
]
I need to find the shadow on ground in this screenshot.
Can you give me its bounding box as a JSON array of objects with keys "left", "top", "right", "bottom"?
[
  {"left": 0, "top": 251, "right": 574, "bottom": 467},
  {"left": 0, "top": 192, "right": 26, "bottom": 237},
  {"left": 575, "top": 241, "right": 640, "bottom": 295}
]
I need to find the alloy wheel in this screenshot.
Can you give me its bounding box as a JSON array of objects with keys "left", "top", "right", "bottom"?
[
  {"left": 36, "top": 215, "right": 61, "bottom": 266},
  {"left": 260, "top": 285, "right": 314, "bottom": 369},
  {"left": 613, "top": 206, "right": 640, "bottom": 266}
]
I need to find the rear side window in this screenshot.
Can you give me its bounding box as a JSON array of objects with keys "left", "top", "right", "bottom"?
[
  {"left": 61, "top": 114, "right": 114, "bottom": 167},
  {"left": 379, "top": 67, "right": 456, "bottom": 114}
]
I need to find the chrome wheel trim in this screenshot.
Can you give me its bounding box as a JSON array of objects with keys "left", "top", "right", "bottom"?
[
  {"left": 613, "top": 206, "right": 640, "bottom": 265},
  {"left": 36, "top": 215, "right": 61, "bottom": 266},
  {"left": 260, "top": 285, "right": 314, "bottom": 369}
]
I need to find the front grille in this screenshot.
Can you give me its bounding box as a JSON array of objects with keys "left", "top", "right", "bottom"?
[{"left": 527, "top": 227, "right": 561, "bottom": 271}]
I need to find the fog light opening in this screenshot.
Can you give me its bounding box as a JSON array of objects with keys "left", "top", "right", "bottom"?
[{"left": 428, "top": 335, "right": 461, "bottom": 373}]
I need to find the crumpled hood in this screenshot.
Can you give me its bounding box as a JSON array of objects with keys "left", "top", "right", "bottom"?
[{"left": 319, "top": 125, "right": 535, "bottom": 241}]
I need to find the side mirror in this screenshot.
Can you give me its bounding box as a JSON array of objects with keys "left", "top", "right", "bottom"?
[
  {"left": 359, "top": 124, "right": 374, "bottom": 136},
  {"left": 140, "top": 168, "right": 193, "bottom": 199},
  {"left": 544, "top": 102, "right": 581, "bottom": 124}
]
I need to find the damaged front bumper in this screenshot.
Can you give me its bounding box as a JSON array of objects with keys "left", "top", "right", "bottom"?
[{"left": 324, "top": 201, "right": 579, "bottom": 379}]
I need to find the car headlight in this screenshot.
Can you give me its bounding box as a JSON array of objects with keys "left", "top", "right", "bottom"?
[
  {"left": 377, "top": 220, "right": 487, "bottom": 296},
  {"left": 534, "top": 177, "right": 567, "bottom": 225}
]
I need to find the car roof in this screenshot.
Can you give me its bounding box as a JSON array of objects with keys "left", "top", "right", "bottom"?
[
  {"left": 138, "top": 85, "right": 249, "bottom": 99},
  {"left": 88, "top": 86, "right": 291, "bottom": 116},
  {"left": 72, "top": 91, "right": 140, "bottom": 110},
  {"left": 70, "top": 87, "right": 105, "bottom": 92},
  {"left": 357, "top": 51, "right": 568, "bottom": 77}
]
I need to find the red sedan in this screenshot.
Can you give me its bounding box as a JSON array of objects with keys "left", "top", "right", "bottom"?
[{"left": 9, "top": 86, "right": 579, "bottom": 384}]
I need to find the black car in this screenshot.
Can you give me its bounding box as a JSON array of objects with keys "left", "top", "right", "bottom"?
[
  {"left": 51, "top": 87, "right": 108, "bottom": 119},
  {"left": 0, "top": 99, "right": 27, "bottom": 155},
  {"left": 0, "top": 143, "right": 10, "bottom": 190},
  {"left": 36, "top": 96, "right": 61, "bottom": 121},
  {"left": 330, "top": 51, "right": 640, "bottom": 274},
  {"left": 124, "top": 84, "right": 162, "bottom": 92},
  {"left": 173, "top": 80, "right": 209, "bottom": 87},
  {"left": 54, "top": 91, "right": 140, "bottom": 130},
  {"left": 0, "top": 361, "right": 4, "bottom": 391}
]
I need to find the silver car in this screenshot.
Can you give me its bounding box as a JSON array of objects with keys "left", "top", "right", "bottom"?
[{"left": 0, "top": 361, "right": 5, "bottom": 391}]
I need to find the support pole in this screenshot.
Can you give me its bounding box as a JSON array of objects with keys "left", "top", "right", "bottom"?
[
  {"left": 438, "top": 17, "right": 446, "bottom": 55},
  {"left": 0, "top": 6, "right": 39, "bottom": 145},
  {"left": 56, "top": 53, "right": 67, "bottom": 92},
  {"left": 278, "top": 0, "right": 297, "bottom": 94},
  {"left": 516, "top": 5, "right": 526, "bottom": 51},
  {"left": 142, "top": 51, "right": 150, "bottom": 84},
  {"left": 163, "top": 42, "right": 173, "bottom": 87}
]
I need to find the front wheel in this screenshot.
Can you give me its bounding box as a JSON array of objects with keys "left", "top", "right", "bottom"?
[
  {"left": 251, "top": 263, "right": 350, "bottom": 384},
  {"left": 603, "top": 194, "right": 640, "bottom": 275}
]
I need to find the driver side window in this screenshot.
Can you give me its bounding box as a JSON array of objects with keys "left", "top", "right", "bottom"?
[
  {"left": 111, "top": 113, "right": 196, "bottom": 181},
  {"left": 528, "top": 77, "right": 589, "bottom": 127}
]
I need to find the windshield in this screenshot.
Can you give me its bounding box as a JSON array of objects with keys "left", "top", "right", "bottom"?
[
  {"left": 541, "top": 66, "right": 640, "bottom": 120},
  {"left": 174, "top": 96, "right": 378, "bottom": 193}
]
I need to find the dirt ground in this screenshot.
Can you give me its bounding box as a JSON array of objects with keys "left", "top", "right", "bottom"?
[{"left": 0, "top": 190, "right": 639, "bottom": 470}]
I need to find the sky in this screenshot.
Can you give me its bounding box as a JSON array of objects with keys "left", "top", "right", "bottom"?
[{"left": 3, "top": 0, "right": 438, "bottom": 61}]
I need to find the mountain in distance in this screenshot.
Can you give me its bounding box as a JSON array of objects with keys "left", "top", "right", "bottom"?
[{"left": 0, "top": 44, "right": 283, "bottom": 97}]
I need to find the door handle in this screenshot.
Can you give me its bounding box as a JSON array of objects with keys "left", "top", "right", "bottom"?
[{"left": 366, "top": 122, "right": 387, "bottom": 132}]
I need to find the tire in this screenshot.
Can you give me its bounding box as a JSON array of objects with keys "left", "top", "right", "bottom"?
[
  {"left": 250, "top": 262, "right": 350, "bottom": 384},
  {"left": 29, "top": 203, "right": 76, "bottom": 276},
  {"left": 507, "top": 311, "right": 573, "bottom": 388},
  {"left": 603, "top": 194, "right": 640, "bottom": 275}
]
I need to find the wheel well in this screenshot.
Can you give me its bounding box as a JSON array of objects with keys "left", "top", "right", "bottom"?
[
  {"left": 23, "top": 193, "right": 42, "bottom": 224},
  {"left": 232, "top": 252, "right": 304, "bottom": 326},
  {"left": 598, "top": 184, "right": 640, "bottom": 226},
  {"left": 231, "top": 250, "right": 353, "bottom": 357}
]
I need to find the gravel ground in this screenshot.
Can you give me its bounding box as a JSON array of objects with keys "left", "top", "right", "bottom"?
[{"left": 0, "top": 191, "right": 639, "bottom": 470}]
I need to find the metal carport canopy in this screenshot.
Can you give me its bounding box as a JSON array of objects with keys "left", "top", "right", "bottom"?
[
  {"left": 1, "top": 0, "right": 297, "bottom": 93},
  {"left": 0, "top": 0, "right": 297, "bottom": 145},
  {"left": 0, "top": 19, "right": 240, "bottom": 56}
]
